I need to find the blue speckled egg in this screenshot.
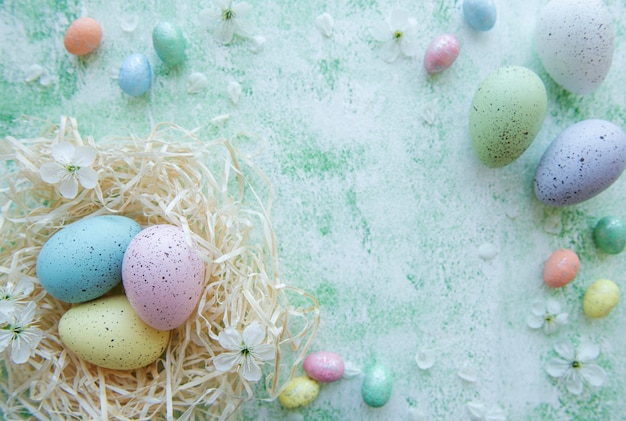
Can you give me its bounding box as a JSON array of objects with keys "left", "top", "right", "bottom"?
[
  {"left": 36, "top": 215, "right": 142, "bottom": 303},
  {"left": 118, "top": 53, "right": 152, "bottom": 97},
  {"left": 463, "top": 0, "right": 497, "bottom": 32},
  {"left": 534, "top": 119, "right": 626, "bottom": 206}
]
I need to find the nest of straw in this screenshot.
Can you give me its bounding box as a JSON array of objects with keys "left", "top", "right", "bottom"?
[{"left": 0, "top": 117, "right": 319, "bottom": 420}]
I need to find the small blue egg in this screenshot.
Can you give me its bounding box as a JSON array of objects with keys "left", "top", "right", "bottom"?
[
  {"left": 118, "top": 53, "right": 152, "bottom": 97},
  {"left": 463, "top": 0, "right": 497, "bottom": 31}
]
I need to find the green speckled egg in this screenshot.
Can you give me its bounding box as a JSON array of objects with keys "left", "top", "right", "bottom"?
[
  {"left": 58, "top": 295, "right": 170, "bottom": 370},
  {"left": 361, "top": 364, "right": 392, "bottom": 408},
  {"left": 152, "top": 22, "right": 186, "bottom": 66},
  {"left": 278, "top": 375, "right": 320, "bottom": 409},
  {"left": 594, "top": 216, "right": 626, "bottom": 255},
  {"left": 469, "top": 66, "right": 547, "bottom": 168}
]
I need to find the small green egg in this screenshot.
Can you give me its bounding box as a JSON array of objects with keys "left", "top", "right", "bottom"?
[
  {"left": 361, "top": 364, "right": 392, "bottom": 408},
  {"left": 152, "top": 22, "right": 186, "bottom": 66},
  {"left": 583, "top": 279, "right": 620, "bottom": 318},
  {"left": 278, "top": 376, "right": 319, "bottom": 409},
  {"left": 594, "top": 216, "right": 626, "bottom": 254}
]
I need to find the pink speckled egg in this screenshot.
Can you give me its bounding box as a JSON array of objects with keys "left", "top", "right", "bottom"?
[
  {"left": 122, "top": 225, "right": 205, "bottom": 330},
  {"left": 303, "top": 351, "right": 345, "bottom": 382},
  {"left": 423, "top": 34, "right": 460, "bottom": 74},
  {"left": 543, "top": 248, "right": 580, "bottom": 288}
]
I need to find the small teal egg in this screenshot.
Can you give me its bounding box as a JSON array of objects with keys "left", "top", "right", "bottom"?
[
  {"left": 463, "top": 0, "right": 497, "bottom": 32},
  {"left": 361, "top": 364, "right": 392, "bottom": 408},
  {"left": 594, "top": 216, "right": 626, "bottom": 254},
  {"left": 118, "top": 53, "right": 152, "bottom": 97},
  {"left": 152, "top": 22, "right": 186, "bottom": 66},
  {"left": 36, "top": 215, "right": 141, "bottom": 303}
]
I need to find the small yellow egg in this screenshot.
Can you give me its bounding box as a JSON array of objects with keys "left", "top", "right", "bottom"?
[
  {"left": 583, "top": 279, "right": 620, "bottom": 319},
  {"left": 278, "top": 375, "right": 320, "bottom": 409}
]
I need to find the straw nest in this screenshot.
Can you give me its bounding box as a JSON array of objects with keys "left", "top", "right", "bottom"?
[{"left": 0, "top": 117, "right": 319, "bottom": 420}]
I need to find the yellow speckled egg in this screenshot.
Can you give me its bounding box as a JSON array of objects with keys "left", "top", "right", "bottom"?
[
  {"left": 58, "top": 295, "right": 170, "bottom": 370},
  {"left": 583, "top": 279, "right": 620, "bottom": 319},
  {"left": 278, "top": 375, "right": 320, "bottom": 409}
]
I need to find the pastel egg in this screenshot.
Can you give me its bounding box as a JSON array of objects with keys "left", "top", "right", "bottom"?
[
  {"left": 463, "top": 0, "right": 497, "bottom": 32},
  {"left": 118, "top": 53, "right": 152, "bottom": 97},
  {"left": 278, "top": 376, "right": 320, "bottom": 409},
  {"left": 423, "top": 34, "right": 460, "bottom": 75},
  {"left": 64, "top": 17, "right": 102, "bottom": 56},
  {"left": 122, "top": 225, "right": 205, "bottom": 330},
  {"left": 536, "top": 0, "right": 614, "bottom": 94},
  {"left": 36, "top": 215, "right": 141, "bottom": 303},
  {"left": 543, "top": 248, "right": 580, "bottom": 288},
  {"left": 152, "top": 22, "right": 186, "bottom": 66},
  {"left": 583, "top": 279, "right": 619, "bottom": 318},
  {"left": 594, "top": 216, "right": 626, "bottom": 255},
  {"left": 362, "top": 364, "right": 392, "bottom": 408},
  {"left": 534, "top": 119, "right": 626, "bottom": 206},
  {"left": 58, "top": 295, "right": 170, "bottom": 370},
  {"left": 303, "top": 351, "right": 345, "bottom": 383},
  {"left": 470, "top": 66, "right": 547, "bottom": 168}
]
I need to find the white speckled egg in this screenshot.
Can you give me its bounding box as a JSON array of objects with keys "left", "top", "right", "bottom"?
[
  {"left": 122, "top": 225, "right": 205, "bottom": 330},
  {"left": 534, "top": 119, "right": 626, "bottom": 206},
  {"left": 470, "top": 66, "right": 547, "bottom": 168},
  {"left": 58, "top": 295, "right": 171, "bottom": 370},
  {"left": 536, "top": 0, "right": 614, "bottom": 94}
]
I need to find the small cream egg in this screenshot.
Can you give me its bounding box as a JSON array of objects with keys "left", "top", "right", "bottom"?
[{"left": 583, "top": 279, "right": 619, "bottom": 319}]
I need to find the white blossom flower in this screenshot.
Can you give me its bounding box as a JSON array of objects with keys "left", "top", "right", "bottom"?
[
  {"left": 466, "top": 401, "right": 507, "bottom": 421},
  {"left": 527, "top": 298, "right": 568, "bottom": 335},
  {"left": 546, "top": 341, "right": 607, "bottom": 395},
  {"left": 213, "top": 321, "right": 275, "bottom": 381},
  {"left": 39, "top": 142, "right": 98, "bottom": 199},
  {"left": 0, "top": 277, "right": 35, "bottom": 323},
  {"left": 372, "top": 9, "right": 420, "bottom": 62},
  {"left": 200, "top": 0, "right": 252, "bottom": 45},
  {"left": 0, "top": 302, "right": 43, "bottom": 364}
]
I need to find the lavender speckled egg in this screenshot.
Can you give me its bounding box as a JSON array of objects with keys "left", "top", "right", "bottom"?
[
  {"left": 36, "top": 215, "right": 141, "bottom": 303},
  {"left": 303, "top": 351, "right": 345, "bottom": 382},
  {"left": 122, "top": 225, "right": 205, "bottom": 330},
  {"left": 534, "top": 119, "right": 626, "bottom": 206},
  {"left": 536, "top": 0, "right": 614, "bottom": 94}
]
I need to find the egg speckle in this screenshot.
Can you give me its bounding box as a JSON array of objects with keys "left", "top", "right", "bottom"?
[
  {"left": 534, "top": 119, "right": 626, "bottom": 206},
  {"left": 543, "top": 248, "right": 580, "bottom": 288},
  {"left": 594, "top": 216, "right": 626, "bottom": 255},
  {"left": 583, "top": 279, "right": 619, "bottom": 319},
  {"left": 362, "top": 364, "right": 392, "bottom": 408},
  {"left": 536, "top": 0, "right": 614, "bottom": 94},
  {"left": 118, "top": 53, "right": 152, "bottom": 97},
  {"left": 278, "top": 376, "right": 320, "bottom": 409}
]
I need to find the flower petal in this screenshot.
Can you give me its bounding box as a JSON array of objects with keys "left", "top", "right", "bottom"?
[
  {"left": 213, "top": 352, "right": 240, "bottom": 372},
  {"left": 218, "top": 327, "right": 243, "bottom": 351},
  {"left": 232, "top": 2, "right": 251, "bottom": 17},
  {"left": 77, "top": 167, "right": 98, "bottom": 189},
  {"left": 555, "top": 313, "right": 568, "bottom": 325},
  {"left": 546, "top": 357, "right": 570, "bottom": 378},
  {"left": 241, "top": 354, "right": 262, "bottom": 381},
  {"left": 399, "top": 35, "right": 420, "bottom": 57},
  {"left": 564, "top": 370, "right": 584, "bottom": 395},
  {"left": 542, "top": 320, "right": 559, "bottom": 335},
  {"left": 14, "top": 278, "right": 35, "bottom": 296},
  {"left": 486, "top": 407, "right": 507, "bottom": 421},
  {"left": 466, "top": 401, "right": 486, "bottom": 420},
  {"left": 10, "top": 338, "right": 32, "bottom": 364},
  {"left": 389, "top": 9, "right": 409, "bottom": 29},
  {"left": 51, "top": 142, "right": 75, "bottom": 164},
  {"left": 415, "top": 348, "right": 435, "bottom": 370},
  {"left": 215, "top": 21, "right": 236, "bottom": 44},
  {"left": 0, "top": 330, "right": 11, "bottom": 351},
  {"left": 380, "top": 40, "right": 401, "bottom": 63},
  {"left": 73, "top": 145, "right": 96, "bottom": 167},
  {"left": 577, "top": 342, "right": 600, "bottom": 363},
  {"left": 371, "top": 21, "right": 391, "bottom": 42},
  {"left": 546, "top": 298, "right": 562, "bottom": 314},
  {"left": 554, "top": 341, "right": 575, "bottom": 361},
  {"left": 58, "top": 178, "right": 79, "bottom": 199},
  {"left": 252, "top": 343, "right": 275, "bottom": 362},
  {"left": 242, "top": 322, "right": 264, "bottom": 347},
  {"left": 213, "top": 0, "right": 231, "bottom": 10},
  {"left": 530, "top": 299, "right": 546, "bottom": 316},
  {"left": 580, "top": 364, "right": 606, "bottom": 387},
  {"left": 39, "top": 162, "right": 64, "bottom": 183},
  {"left": 527, "top": 314, "right": 544, "bottom": 329}
]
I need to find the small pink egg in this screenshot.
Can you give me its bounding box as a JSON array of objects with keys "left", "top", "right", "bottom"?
[
  {"left": 303, "top": 351, "right": 345, "bottom": 383},
  {"left": 64, "top": 17, "right": 102, "bottom": 56},
  {"left": 543, "top": 248, "right": 580, "bottom": 288},
  {"left": 423, "top": 34, "right": 460, "bottom": 74}
]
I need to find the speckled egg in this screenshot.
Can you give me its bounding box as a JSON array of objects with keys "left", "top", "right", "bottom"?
[
  {"left": 534, "top": 119, "right": 626, "bottom": 206},
  {"left": 152, "top": 22, "right": 186, "bottom": 66},
  {"left": 36, "top": 215, "right": 141, "bottom": 303},
  {"left": 64, "top": 17, "right": 102, "bottom": 56},
  {"left": 543, "top": 248, "right": 580, "bottom": 288},
  {"left": 470, "top": 66, "right": 547, "bottom": 168},
  {"left": 303, "top": 351, "right": 345, "bottom": 382},
  {"left": 536, "top": 0, "right": 614, "bottom": 94},
  {"left": 583, "top": 279, "right": 619, "bottom": 318},
  {"left": 463, "top": 0, "right": 497, "bottom": 31},
  {"left": 58, "top": 295, "right": 170, "bottom": 370},
  {"left": 278, "top": 376, "right": 320, "bottom": 409},
  {"left": 594, "top": 216, "right": 626, "bottom": 255},
  {"left": 362, "top": 364, "right": 392, "bottom": 408},
  {"left": 118, "top": 53, "right": 152, "bottom": 97},
  {"left": 423, "top": 34, "right": 460, "bottom": 75},
  {"left": 122, "top": 225, "right": 205, "bottom": 330}
]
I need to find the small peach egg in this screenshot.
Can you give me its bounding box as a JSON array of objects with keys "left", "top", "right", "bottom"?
[
  {"left": 64, "top": 17, "right": 102, "bottom": 56},
  {"left": 543, "top": 248, "right": 580, "bottom": 288}
]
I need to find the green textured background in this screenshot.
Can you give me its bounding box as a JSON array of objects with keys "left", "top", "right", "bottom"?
[{"left": 1, "top": 0, "right": 626, "bottom": 419}]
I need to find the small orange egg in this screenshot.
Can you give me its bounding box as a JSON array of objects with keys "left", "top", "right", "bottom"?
[
  {"left": 543, "top": 248, "right": 580, "bottom": 288},
  {"left": 64, "top": 17, "right": 102, "bottom": 56}
]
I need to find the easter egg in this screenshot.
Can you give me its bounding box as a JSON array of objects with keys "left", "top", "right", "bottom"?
[
  {"left": 36, "top": 215, "right": 141, "bottom": 303},
  {"left": 58, "top": 295, "right": 170, "bottom": 370},
  {"left": 423, "top": 34, "right": 460, "bottom": 74},
  {"left": 534, "top": 119, "right": 626, "bottom": 206},
  {"left": 536, "top": 0, "right": 614, "bottom": 94},
  {"left": 362, "top": 364, "right": 392, "bottom": 408},
  {"left": 470, "top": 66, "right": 547, "bottom": 168},
  {"left": 64, "top": 17, "right": 102, "bottom": 56},
  {"left": 303, "top": 351, "right": 345, "bottom": 383},
  {"left": 118, "top": 53, "right": 152, "bottom": 97},
  {"left": 463, "top": 0, "right": 497, "bottom": 32},
  {"left": 152, "top": 22, "right": 186, "bottom": 66},
  {"left": 278, "top": 376, "right": 320, "bottom": 409},
  {"left": 594, "top": 216, "right": 626, "bottom": 255},
  {"left": 122, "top": 225, "right": 205, "bottom": 330},
  {"left": 583, "top": 279, "right": 619, "bottom": 318},
  {"left": 543, "top": 248, "right": 580, "bottom": 288}
]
